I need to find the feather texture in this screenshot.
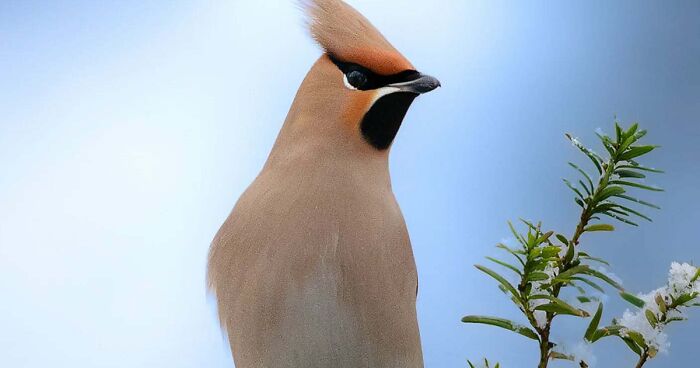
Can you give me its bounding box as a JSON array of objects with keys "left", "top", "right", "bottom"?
[
  {"left": 301, "top": 0, "right": 414, "bottom": 75},
  {"left": 207, "top": 2, "right": 427, "bottom": 367}
]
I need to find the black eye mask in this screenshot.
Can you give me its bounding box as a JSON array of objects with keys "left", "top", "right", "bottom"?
[
  {"left": 328, "top": 54, "right": 420, "bottom": 90},
  {"left": 327, "top": 54, "right": 437, "bottom": 151},
  {"left": 360, "top": 92, "right": 417, "bottom": 150}
]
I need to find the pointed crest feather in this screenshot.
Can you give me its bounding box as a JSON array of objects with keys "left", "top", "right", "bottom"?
[{"left": 301, "top": 0, "right": 414, "bottom": 75}]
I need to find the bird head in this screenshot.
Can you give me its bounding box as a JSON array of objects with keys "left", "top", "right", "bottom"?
[{"left": 279, "top": 0, "right": 440, "bottom": 155}]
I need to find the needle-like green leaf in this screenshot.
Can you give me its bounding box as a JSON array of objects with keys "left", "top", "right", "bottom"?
[
  {"left": 609, "top": 180, "right": 664, "bottom": 192},
  {"left": 536, "top": 231, "right": 554, "bottom": 245},
  {"left": 584, "top": 224, "right": 615, "bottom": 232},
  {"left": 475, "top": 265, "right": 521, "bottom": 302},
  {"left": 617, "top": 164, "right": 664, "bottom": 173},
  {"left": 568, "top": 162, "right": 595, "bottom": 193},
  {"left": 566, "top": 134, "right": 603, "bottom": 174},
  {"left": 672, "top": 292, "right": 699, "bottom": 307},
  {"left": 461, "top": 315, "right": 539, "bottom": 340},
  {"left": 486, "top": 256, "right": 522, "bottom": 276},
  {"left": 621, "top": 336, "right": 643, "bottom": 356},
  {"left": 528, "top": 272, "right": 550, "bottom": 282},
  {"left": 535, "top": 302, "right": 590, "bottom": 317},
  {"left": 550, "top": 351, "right": 574, "bottom": 361},
  {"left": 496, "top": 243, "right": 526, "bottom": 266},
  {"left": 556, "top": 234, "right": 569, "bottom": 246},
  {"left": 615, "top": 123, "right": 623, "bottom": 143},
  {"left": 581, "top": 267, "right": 624, "bottom": 291},
  {"left": 618, "top": 128, "right": 645, "bottom": 153},
  {"left": 612, "top": 204, "right": 652, "bottom": 222},
  {"left": 615, "top": 169, "right": 646, "bottom": 179},
  {"left": 507, "top": 221, "right": 526, "bottom": 247},
  {"left": 614, "top": 194, "right": 661, "bottom": 209},
  {"left": 625, "top": 330, "right": 648, "bottom": 350},
  {"left": 601, "top": 211, "right": 639, "bottom": 227},
  {"left": 578, "top": 252, "right": 610, "bottom": 266},
  {"left": 645, "top": 309, "right": 658, "bottom": 327},
  {"left": 620, "top": 292, "right": 645, "bottom": 308},
  {"left": 596, "top": 186, "right": 626, "bottom": 202},
  {"left": 584, "top": 303, "right": 604, "bottom": 341},
  {"left": 619, "top": 145, "right": 657, "bottom": 161},
  {"left": 655, "top": 294, "right": 667, "bottom": 313},
  {"left": 570, "top": 276, "right": 605, "bottom": 293}
]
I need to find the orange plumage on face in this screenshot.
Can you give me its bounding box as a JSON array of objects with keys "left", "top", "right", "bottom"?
[
  {"left": 341, "top": 80, "right": 376, "bottom": 130},
  {"left": 298, "top": 0, "right": 440, "bottom": 151},
  {"left": 347, "top": 47, "right": 414, "bottom": 76}
]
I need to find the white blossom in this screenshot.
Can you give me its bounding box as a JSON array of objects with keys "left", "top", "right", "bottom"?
[
  {"left": 617, "top": 262, "right": 699, "bottom": 354},
  {"left": 668, "top": 262, "right": 698, "bottom": 295},
  {"left": 618, "top": 306, "right": 670, "bottom": 353}
]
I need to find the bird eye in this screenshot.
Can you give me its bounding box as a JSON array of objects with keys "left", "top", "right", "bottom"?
[{"left": 346, "top": 70, "right": 368, "bottom": 89}]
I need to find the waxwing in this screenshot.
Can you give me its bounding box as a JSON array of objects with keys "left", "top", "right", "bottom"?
[{"left": 208, "top": 1, "right": 439, "bottom": 367}]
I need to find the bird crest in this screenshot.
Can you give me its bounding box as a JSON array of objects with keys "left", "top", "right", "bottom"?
[{"left": 301, "top": 0, "right": 414, "bottom": 75}]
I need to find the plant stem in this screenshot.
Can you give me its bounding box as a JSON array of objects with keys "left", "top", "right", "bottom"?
[
  {"left": 635, "top": 351, "right": 649, "bottom": 368},
  {"left": 535, "top": 159, "right": 617, "bottom": 367},
  {"left": 537, "top": 327, "right": 550, "bottom": 368}
]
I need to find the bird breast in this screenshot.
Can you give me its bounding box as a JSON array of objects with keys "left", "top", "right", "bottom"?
[{"left": 208, "top": 160, "right": 422, "bottom": 367}]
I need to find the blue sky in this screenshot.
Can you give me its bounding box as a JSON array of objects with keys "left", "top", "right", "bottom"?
[{"left": 1, "top": 1, "right": 698, "bottom": 367}]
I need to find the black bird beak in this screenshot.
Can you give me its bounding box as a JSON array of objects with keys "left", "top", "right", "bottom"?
[{"left": 389, "top": 73, "right": 441, "bottom": 94}]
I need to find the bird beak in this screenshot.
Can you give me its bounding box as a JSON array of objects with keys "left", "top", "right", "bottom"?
[{"left": 388, "top": 73, "right": 441, "bottom": 94}]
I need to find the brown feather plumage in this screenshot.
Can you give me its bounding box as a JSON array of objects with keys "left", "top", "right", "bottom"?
[
  {"left": 207, "top": 1, "right": 425, "bottom": 367},
  {"left": 302, "top": 0, "right": 414, "bottom": 75}
]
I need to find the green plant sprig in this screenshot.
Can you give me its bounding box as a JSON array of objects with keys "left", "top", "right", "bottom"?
[
  {"left": 462, "top": 122, "right": 663, "bottom": 368},
  {"left": 468, "top": 358, "right": 500, "bottom": 368},
  {"left": 583, "top": 266, "right": 700, "bottom": 368}
]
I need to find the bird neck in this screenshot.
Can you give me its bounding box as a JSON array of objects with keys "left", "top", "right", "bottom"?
[
  {"left": 261, "top": 55, "right": 394, "bottom": 186},
  {"left": 264, "top": 125, "right": 391, "bottom": 185}
]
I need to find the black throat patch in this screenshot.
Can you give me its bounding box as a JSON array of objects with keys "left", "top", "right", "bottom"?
[{"left": 360, "top": 92, "right": 418, "bottom": 150}]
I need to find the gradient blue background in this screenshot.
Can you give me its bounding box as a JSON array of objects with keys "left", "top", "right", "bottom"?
[{"left": 1, "top": 1, "right": 698, "bottom": 367}]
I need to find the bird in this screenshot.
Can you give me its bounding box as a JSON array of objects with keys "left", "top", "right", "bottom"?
[{"left": 207, "top": 0, "right": 440, "bottom": 367}]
